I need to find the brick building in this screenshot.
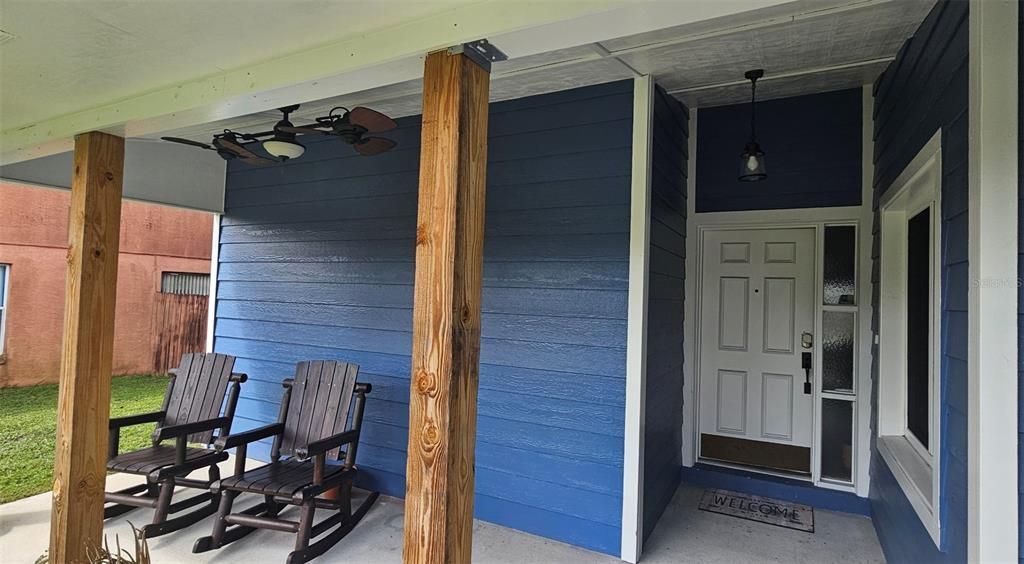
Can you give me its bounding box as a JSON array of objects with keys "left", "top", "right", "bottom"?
[{"left": 0, "top": 182, "right": 213, "bottom": 387}]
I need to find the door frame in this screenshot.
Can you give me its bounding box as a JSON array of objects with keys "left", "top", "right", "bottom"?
[{"left": 683, "top": 207, "right": 872, "bottom": 494}]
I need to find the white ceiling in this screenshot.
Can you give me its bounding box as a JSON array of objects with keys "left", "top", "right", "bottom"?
[
  {"left": 152, "top": 0, "right": 934, "bottom": 143},
  {"left": 0, "top": 0, "right": 471, "bottom": 131}
]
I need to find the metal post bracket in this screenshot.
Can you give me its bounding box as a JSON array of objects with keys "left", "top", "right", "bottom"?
[{"left": 448, "top": 39, "right": 508, "bottom": 72}]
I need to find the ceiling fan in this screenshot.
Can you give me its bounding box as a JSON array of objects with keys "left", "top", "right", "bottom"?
[
  {"left": 160, "top": 104, "right": 398, "bottom": 165},
  {"left": 279, "top": 106, "right": 398, "bottom": 156},
  {"left": 160, "top": 131, "right": 276, "bottom": 166}
]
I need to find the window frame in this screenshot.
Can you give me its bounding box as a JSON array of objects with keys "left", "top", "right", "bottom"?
[
  {"left": 877, "top": 130, "right": 943, "bottom": 546},
  {"left": 0, "top": 264, "right": 8, "bottom": 355},
  {"left": 160, "top": 271, "right": 210, "bottom": 296}
]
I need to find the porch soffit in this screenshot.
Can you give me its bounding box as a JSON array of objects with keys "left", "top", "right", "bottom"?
[
  {"left": 0, "top": 0, "right": 794, "bottom": 166},
  {"left": 150, "top": 0, "right": 935, "bottom": 146},
  {"left": 0, "top": 0, "right": 933, "bottom": 212}
]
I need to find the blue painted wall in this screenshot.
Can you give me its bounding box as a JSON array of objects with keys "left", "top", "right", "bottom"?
[
  {"left": 695, "top": 88, "right": 862, "bottom": 212},
  {"left": 869, "top": 1, "right": 968, "bottom": 562},
  {"left": 642, "top": 85, "right": 688, "bottom": 540},
  {"left": 213, "top": 80, "right": 633, "bottom": 556}
]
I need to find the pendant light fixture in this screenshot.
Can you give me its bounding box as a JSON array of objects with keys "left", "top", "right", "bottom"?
[
  {"left": 262, "top": 105, "right": 306, "bottom": 161},
  {"left": 738, "top": 69, "right": 767, "bottom": 182}
]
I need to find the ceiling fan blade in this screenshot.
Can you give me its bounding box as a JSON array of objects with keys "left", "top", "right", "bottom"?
[
  {"left": 348, "top": 107, "right": 397, "bottom": 133},
  {"left": 277, "top": 125, "right": 329, "bottom": 135},
  {"left": 161, "top": 136, "right": 212, "bottom": 150},
  {"left": 214, "top": 137, "right": 277, "bottom": 165},
  {"left": 238, "top": 155, "right": 276, "bottom": 166},
  {"left": 354, "top": 137, "right": 397, "bottom": 156},
  {"left": 215, "top": 137, "right": 263, "bottom": 159}
]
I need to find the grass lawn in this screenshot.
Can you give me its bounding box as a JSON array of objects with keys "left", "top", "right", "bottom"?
[{"left": 0, "top": 374, "right": 169, "bottom": 504}]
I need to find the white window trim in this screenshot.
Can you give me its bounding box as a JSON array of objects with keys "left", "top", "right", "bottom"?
[
  {"left": 0, "top": 264, "right": 8, "bottom": 355},
  {"left": 877, "top": 130, "right": 942, "bottom": 546}
]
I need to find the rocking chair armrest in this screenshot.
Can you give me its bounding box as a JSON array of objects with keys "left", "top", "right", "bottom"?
[
  {"left": 214, "top": 422, "right": 285, "bottom": 451},
  {"left": 109, "top": 410, "right": 165, "bottom": 430},
  {"left": 295, "top": 430, "right": 360, "bottom": 461},
  {"left": 229, "top": 372, "right": 248, "bottom": 384},
  {"left": 153, "top": 416, "right": 230, "bottom": 442}
]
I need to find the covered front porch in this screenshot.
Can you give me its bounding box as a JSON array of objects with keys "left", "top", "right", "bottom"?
[
  {"left": 0, "top": 0, "right": 1019, "bottom": 563},
  {"left": 0, "top": 461, "right": 883, "bottom": 563}
]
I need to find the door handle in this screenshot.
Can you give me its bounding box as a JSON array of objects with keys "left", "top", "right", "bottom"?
[
  {"left": 801, "top": 332, "right": 813, "bottom": 394},
  {"left": 802, "top": 352, "right": 812, "bottom": 395}
]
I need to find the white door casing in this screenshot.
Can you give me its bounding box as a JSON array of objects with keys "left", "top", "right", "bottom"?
[{"left": 699, "top": 228, "right": 816, "bottom": 451}]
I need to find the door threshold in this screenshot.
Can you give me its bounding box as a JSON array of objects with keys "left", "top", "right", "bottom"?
[{"left": 697, "top": 457, "right": 813, "bottom": 482}]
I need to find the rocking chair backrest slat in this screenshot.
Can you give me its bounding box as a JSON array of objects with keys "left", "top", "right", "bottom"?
[
  {"left": 279, "top": 360, "right": 359, "bottom": 459},
  {"left": 163, "top": 352, "right": 237, "bottom": 444}
]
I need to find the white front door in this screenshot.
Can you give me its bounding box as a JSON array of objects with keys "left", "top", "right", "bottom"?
[{"left": 698, "top": 228, "right": 816, "bottom": 474}]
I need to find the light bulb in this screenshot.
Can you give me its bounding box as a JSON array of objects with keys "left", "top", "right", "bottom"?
[{"left": 746, "top": 155, "right": 759, "bottom": 171}]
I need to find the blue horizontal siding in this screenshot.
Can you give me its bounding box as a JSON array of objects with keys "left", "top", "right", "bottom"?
[
  {"left": 869, "top": 1, "right": 969, "bottom": 562},
  {"left": 642, "top": 85, "right": 688, "bottom": 541},
  {"left": 214, "top": 80, "right": 633, "bottom": 556},
  {"left": 695, "top": 88, "right": 862, "bottom": 212}
]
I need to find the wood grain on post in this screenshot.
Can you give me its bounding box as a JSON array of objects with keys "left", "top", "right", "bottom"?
[
  {"left": 49, "top": 131, "right": 124, "bottom": 563},
  {"left": 403, "top": 48, "right": 490, "bottom": 564}
]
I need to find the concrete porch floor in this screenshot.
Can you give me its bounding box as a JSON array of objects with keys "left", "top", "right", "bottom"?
[{"left": 0, "top": 459, "right": 884, "bottom": 563}]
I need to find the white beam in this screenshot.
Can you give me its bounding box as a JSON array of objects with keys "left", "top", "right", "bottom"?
[
  {"left": 622, "top": 74, "right": 653, "bottom": 564},
  {"left": 668, "top": 58, "right": 895, "bottom": 95},
  {"left": 1, "top": 0, "right": 790, "bottom": 165},
  {"left": 0, "top": 139, "right": 225, "bottom": 212},
  {"left": 967, "top": 0, "right": 1018, "bottom": 561}
]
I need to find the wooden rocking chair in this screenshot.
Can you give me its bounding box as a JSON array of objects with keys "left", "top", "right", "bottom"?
[
  {"left": 104, "top": 352, "right": 247, "bottom": 539},
  {"left": 193, "top": 360, "right": 378, "bottom": 564}
]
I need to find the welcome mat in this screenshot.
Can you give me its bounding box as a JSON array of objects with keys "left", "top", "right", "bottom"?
[{"left": 698, "top": 489, "right": 815, "bottom": 533}]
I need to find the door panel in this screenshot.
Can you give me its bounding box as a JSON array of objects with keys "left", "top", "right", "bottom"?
[
  {"left": 698, "top": 228, "right": 816, "bottom": 473},
  {"left": 761, "top": 372, "right": 794, "bottom": 440},
  {"left": 762, "top": 277, "right": 795, "bottom": 354},
  {"left": 716, "top": 369, "right": 748, "bottom": 434},
  {"left": 718, "top": 278, "right": 750, "bottom": 351}
]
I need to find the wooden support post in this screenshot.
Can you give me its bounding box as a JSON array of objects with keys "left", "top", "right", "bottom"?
[
  {"left": 49, "top": 131, "right": 125, "bottom": 563},
  {"left": 403, "top": 48, "right": 490, "bottom": 563}
]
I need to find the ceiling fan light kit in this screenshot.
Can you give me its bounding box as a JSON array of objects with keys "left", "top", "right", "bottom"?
[
  {"left": 262, "top": 138, "right": 306, "bottom": 160},
  {"left": 161, "top": 104, "right": 398, "bottom": 165},
  {"left": 261, "top": 104, "right": 306, "bottom": 160}
]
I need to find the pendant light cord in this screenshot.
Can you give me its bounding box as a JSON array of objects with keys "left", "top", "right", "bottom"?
[{"left": 749, "top": 76, "right": 757, "bottom": 143}]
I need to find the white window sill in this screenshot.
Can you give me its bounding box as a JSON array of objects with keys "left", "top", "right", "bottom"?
[{"left": 878, "top": 435, "right": 940, "bottom": 545}]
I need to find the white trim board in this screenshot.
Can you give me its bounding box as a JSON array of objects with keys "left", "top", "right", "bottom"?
[
  {"left": 967, "top": 0, "right": 1018, "bottom": 560},
  {"left": 856, "top": 84, "right": 875, "bottom": 497},
  {"left": 621, "top": 74, "right": 653, "bottom": 563},
  {"left": 205, "top": 213, "right": 221, "bottom": 354},
  {"left": 0, "top": 138, "right": 227, "bottom": 213}
]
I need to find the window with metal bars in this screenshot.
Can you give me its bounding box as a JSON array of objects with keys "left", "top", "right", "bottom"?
[{"left": 160, "top": 272, "right": 210, "bottom": 296}]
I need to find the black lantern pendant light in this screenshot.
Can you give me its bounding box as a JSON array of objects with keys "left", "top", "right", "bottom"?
[{"left": 739, "top": 69, "right": 767, "bottom": 182}]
